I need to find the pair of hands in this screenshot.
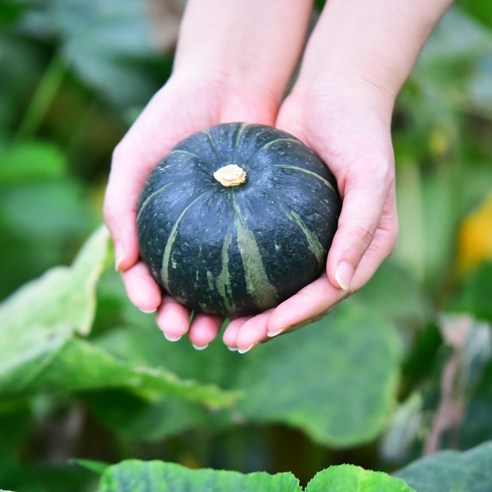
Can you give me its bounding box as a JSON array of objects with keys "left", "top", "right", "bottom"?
[{"left": 103, "top": 68, "right": 398, "bottom": 353}]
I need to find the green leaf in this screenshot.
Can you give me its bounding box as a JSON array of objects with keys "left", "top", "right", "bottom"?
[
  {"left": 18, "top": 0, "right": 176, "bottom": 109},
  {"left": 459, "top": 359, "right": 492, "bottom": 448},
  {"left": 420, "top": 8, "right": 492, "bottom": 63},
  {"left": 36, "top": 337, "right": 236, "bottom": 408},
  {"left": 98, "top": 460, "right": 300, "bottom": 492},
  {"left": 380, "top": 393, "right": 425, "bottom": 464},
  {"left": 0, "top": 227, "right": 235, "bottom": 409},
  {"left": 0, "top": 226, "right": 108, "bottom": 396},
  {"left": 235, "top": 303, "right": 402, "bottom": 447},
  {"left": 97, "top": 460, "right": 415, "bottom": 492},
  {"left": 88, "top": 391, "right": 214, "bottom": 441},
  {"left": 0, "top": 322, "right": 72, "bottom": 396},
  {"left": 88, "top": 265, "right": 402, "bottom": 446},
  {"left": 353, "top": 260, "right": 430, "bottom": 325},
  {"left": 451, "top": 262, "right": 492, "bottom": 323},
  {"left": 306, "top": 465, "right": 414, "bottom": 492},
  {"left": 0, "top": 142, "right": 66, "bottom": 183},
  {"left": 93, "top": 301, "right": 402, "bottom": 446},
  {"left": 395, "top": 441, "right": 492, "bottom": 491},
  {"left": 0, "top": 224, "right": 109, "bottom": 336},
  {"left": 1, "top": 181, "right": 94, "bottom": 238},
  {"left": 413, "top": 8, "right": 492, "bottom": 117}
]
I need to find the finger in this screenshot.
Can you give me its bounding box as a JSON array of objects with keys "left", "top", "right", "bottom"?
[
  {"left": 121, "top": 262, "right": 162, "bottom": 313},
  {"left": 103, "top": 144, "right": 151, "bottom": 272},
  {"left": 156, "top": 297, "right": 192, "bottom": 342},
  {"left": 326, "top": 159, "right": 394, "bottom": 292},
  {"left": 234, "top": 310, "right": 273, "bottom": 353},
  {"left": 267, "top": 276, "right": 347, "bottom": 337},
  {"left": 349, "top": 186, "right": 399, "bottom": 289},
  {"left": 222, "top": 316, "right": 250, "bottom": 351},
  {"left": 188, "top": 313, "right": 223, "bottom": 350},
  {"left": 103, "top": 87, "right": 201, "bottom": 272}
]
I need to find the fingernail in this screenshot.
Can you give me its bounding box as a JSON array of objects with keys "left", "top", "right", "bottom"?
[
  {"left": 237, "top": 344, "right": 255, "bottom": 354},
  {"left": 227, "top": 347, "right": 238, "bottom": 352},
  {"left": 334, "top": 261, "right": 354, "bottom": 291},
  {"left": 267, "top": 328, "right": 283, "bottom": 338},
  {"left": 164, "top": 333, "right": 182, "bottom": 342},
  {"left": 114, "top": 241, "right": 125, "bottom": 270},
  {"left": 140, "top": 307, "right": 157, "bottom": 314},
  {"left": 192, "top": 343, "right": 208, "bottom": 351}
]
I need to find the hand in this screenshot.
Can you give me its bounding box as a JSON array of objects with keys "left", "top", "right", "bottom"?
[
  {"left": 223, "top": 83, "right": 398, "bottom": 352},
  {"left": 103, "top": 0, "right": 312, "bottom": 350},
  {"left": 221, "top": 0, "right": 452, "bottom": 352},
  {"left": 103, "top": 72, "right": 278, "bottom": 348}
]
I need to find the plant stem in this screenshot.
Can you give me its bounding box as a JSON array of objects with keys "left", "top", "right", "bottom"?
[{"left": 15, "top": 54, "right": 67, "bottom": 141}]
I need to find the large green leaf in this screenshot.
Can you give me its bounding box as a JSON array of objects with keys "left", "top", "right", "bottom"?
[
  {"left": 0, "top": 224, "right": 109, "bottom": 336},
  {"left": 98, "top": 460, "right": 300, "bottom": 492},
  {"left": 99, "top": 460, "right": 413, "bottom": 492},
  {"left": 36, "top": 337, "right": 235, "bottom": 407},
  {"left": 0, "top": 141, "right": 66, "bottom": 183},
  {"left": 87, "top": 391, "right": 214, "bottom": 441},
  {"left": 395, "top": 441, "right": 492, "bottom": 491},
  {"left": 0, "top": 227, "right": 235, "bottom": 409},
  {"left": 97, "top": 461, "right": 414, "bottom": 492},
  {"left": 0, "top": 145, "right": 96, "bottom": 298},
  {"left": 352, "top": 260, "right": 430, "bottom": 325},
  {"left": 459, "top": 357, "right": 492, "bottom": 449},
  {"left": 306, "top": 465, "right": 413, "bottom": 492},
  {"left": 0, "top": 226, "right": 108, "bottom": 396},
  {"left": 18, "top": 0, "right": 176, "bottom": 109},
  {"left": 92, "top": 297, "right": 402, "bottom": 446},
  {"left": 235, "top": 303, "right": 402, "bottom": 447}
]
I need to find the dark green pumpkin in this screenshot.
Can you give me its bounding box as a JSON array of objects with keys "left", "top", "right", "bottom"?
[{"left": 137, "top": 123, "right": 341, "bottom": 317}]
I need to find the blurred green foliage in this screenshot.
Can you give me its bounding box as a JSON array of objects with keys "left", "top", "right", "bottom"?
[{"left": 0, "top": 0, "right": 492, "bottom": 491}]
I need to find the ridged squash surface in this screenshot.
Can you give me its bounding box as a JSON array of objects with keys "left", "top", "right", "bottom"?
[{"left": 137, "top": 123, "right": 341, "bottom": 317}]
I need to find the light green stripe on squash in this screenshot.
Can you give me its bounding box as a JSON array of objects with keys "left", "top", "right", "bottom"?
[
  {"left": 259, "top": 137, "right": 300, "bottom": 152},
  {"left": 284, "top": 208, "right": 325, "bottom": 266},
  {"left": 169, "top": 148, "right": 204, "bottom": 161},
  {"left": 278, "top": 165, "right": 336, "bottom": 194},
  {"left": 216, "top": 232, "right": 236, "bottom": 314},
  {"left": 233, "top": 197, "right": 277, "bottom": 310},
  {"left": 136, "top": 183, "right": 173, "bottom": 224},
  {"left": 161, "top": 192, "right": 210, "bottom": 292},
  {"left": 232, "top": 122, "right": 248, "bottom": 163}
]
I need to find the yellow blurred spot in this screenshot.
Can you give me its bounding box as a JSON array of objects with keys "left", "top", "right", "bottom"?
[
  {"left": 458, "top": 193, "right": 492, "bottom": 273},
  {"left": 90, "top": 177, "right": 108, "bottom": 219},
  {"left": 429, "top": 127, "right": 451, "bottom": 158}
]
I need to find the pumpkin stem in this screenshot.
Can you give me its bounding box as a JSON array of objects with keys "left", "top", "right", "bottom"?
[{"left": 213, "top": 164, "right": 247, "bottom": 188}]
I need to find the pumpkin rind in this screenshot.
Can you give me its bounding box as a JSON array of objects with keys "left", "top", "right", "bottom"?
[{"left": 137, "top": 123, "right": 341, "bottom": 317}]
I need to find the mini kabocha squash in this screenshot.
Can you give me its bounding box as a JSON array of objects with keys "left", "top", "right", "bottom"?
[{"left": 137, "top": 123, "right": 341, "bottom": 317}]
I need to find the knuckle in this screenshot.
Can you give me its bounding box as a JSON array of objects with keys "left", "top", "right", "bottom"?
[{"left": 350, "top": 223, "right": 375, "bottom": 249}]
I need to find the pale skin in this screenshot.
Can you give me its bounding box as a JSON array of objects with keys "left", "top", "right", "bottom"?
[{"left": 103, "top": 0, "right": 453, "bottom": 352}]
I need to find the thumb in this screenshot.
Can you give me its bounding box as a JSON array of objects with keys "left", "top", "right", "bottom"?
[
  {"left": 103, "top": 144, "right": 147, "bottom": 271},
  {"left": 326, "top": 159, "right": 394, "bottom": 291}
]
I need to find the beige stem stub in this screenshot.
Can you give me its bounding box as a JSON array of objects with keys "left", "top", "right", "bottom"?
[{"left": 213, "top": 164, "right": 247, "bottom": 188}]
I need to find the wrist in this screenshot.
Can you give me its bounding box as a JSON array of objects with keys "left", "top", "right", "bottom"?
[
  {"left": 169, "top": 64, "right": 281, "bottom": 111},
  {"left": 291, "top": 73, "right": 396, "bottom": 125},
  {"left": 173, "top": 0, "right": 313, "bottom": 106},
  {"left": 294, "top": 0, "right": 452, "bottom": 116}
]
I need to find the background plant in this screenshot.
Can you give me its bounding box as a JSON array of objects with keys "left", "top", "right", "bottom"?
[{"left": 1, "top": 1, "right": 492, "bottom": 491}]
